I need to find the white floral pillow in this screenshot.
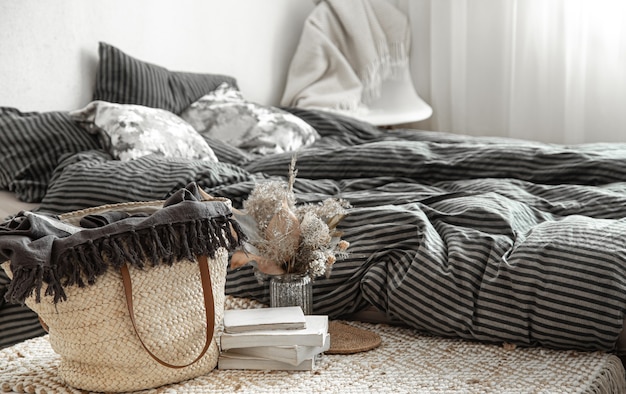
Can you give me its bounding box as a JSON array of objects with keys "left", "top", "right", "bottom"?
[
  {"left": 70, "top": 101, "right": 218, "bottom": 162},
  {"left": 180, "top": 83, "right": 320, "bottom": 155}
]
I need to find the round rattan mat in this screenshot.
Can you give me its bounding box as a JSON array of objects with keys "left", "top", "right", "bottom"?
[{"left": 327, "top": 320, "right": 382, "bottom": 354}]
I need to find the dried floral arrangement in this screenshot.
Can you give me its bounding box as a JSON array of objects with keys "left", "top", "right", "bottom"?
[{"left": 230, "top": 157, "right": 350, "bottom": 278}]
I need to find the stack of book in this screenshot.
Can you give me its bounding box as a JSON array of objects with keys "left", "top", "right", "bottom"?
[{"left": 218, "top": 306, "right": 330, "bottom": 371}]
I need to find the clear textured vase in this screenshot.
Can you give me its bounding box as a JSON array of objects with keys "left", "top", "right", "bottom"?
[{"left": 269, "top": 273, "right": 313, "bottom": 315}]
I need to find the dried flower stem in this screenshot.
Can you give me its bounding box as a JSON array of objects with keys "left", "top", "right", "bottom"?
[
  {"left": 288, "top": 154, "right": 297, "bottom": 193},
  {"left": 232, "top": 157, "right": 350, "bottom": 278}
]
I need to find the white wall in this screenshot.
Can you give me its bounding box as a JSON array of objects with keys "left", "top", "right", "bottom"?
[{"left": 0, "top": 0, "right": 315, "bottom": 112}]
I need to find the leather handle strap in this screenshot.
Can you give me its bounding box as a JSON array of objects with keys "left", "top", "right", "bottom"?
[
  {"left": 120, "top": 255, "right": 215, "bottom": 369},
  {"left": 38, "top": 316, "right": 49, "bottom": 333}
]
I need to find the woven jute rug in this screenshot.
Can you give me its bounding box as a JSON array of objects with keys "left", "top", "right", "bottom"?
[{"left": 1, "top": 296, "right": 625, "bottom": 394}]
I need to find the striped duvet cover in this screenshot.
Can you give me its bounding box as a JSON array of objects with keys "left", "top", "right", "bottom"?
[{"left": 36, "top": 108, "right": 626, "bottom": 352}]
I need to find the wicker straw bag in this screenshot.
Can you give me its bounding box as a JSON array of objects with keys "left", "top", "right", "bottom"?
[{"left": 1, "top": 198, "right": 243, "bottom": 392}]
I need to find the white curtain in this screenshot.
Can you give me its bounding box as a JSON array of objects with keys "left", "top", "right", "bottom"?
[{"left": 403, "top": 0, "right": 626, "bottom": 144}]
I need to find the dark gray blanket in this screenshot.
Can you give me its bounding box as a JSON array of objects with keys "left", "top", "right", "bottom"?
[{"left": 0, "top": 183, "right": 244, "bottom": 304}]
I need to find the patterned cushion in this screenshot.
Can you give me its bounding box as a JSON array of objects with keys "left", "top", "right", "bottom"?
[
  {"left": 181, "top": 83, "right": 320, "bottom": 155},
  {"left": 70, "top": 101, "right": 218, "bottom": 162},
  {"left": 0, "top": 107, "right": 101, "bottom": 202},
  {"left": 93, "top": 42, "right": 238, "bottom": 114}
]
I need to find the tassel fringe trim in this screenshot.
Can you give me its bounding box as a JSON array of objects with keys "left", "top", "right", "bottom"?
[
  {"left": 360, "top": 40, "right": 409, "bottom": 104},
  {"left": 6, "top": 216, "right": 246, "bottom": 305}
]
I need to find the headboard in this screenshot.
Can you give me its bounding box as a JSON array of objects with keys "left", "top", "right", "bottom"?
[{"left": 0, "top": 0, "right": 315, "bottom": 112}]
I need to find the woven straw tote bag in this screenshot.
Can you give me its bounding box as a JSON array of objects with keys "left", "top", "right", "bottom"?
[{"left": 1, "top": 198, "right": 243, "bottom": 392}]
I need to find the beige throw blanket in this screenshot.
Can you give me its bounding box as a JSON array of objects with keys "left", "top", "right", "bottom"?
[{"left": 281, "top": 0, "right": 410, "bottom": 115}]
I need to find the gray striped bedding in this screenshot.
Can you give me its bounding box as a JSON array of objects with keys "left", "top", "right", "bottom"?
[
  {"left": 0, "top": 269, "right": 46, "bottom": 349},
  {"left": 6, "top": 108, "right": 626, "bottom": 353},
  {"left": 222, "top": 112, "right": 626, "bottom": 352}
]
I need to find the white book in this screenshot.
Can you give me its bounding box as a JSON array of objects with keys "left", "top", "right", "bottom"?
[
  {"left": 223, "top": 333, "right": 330, "bottom": 366},
  {"left": 223, "top": 306, "right": 306, "bottom": 334},
  {"left": 217, "top": 352, "right": 319, "bottom": 371},
  {"left": 220, "top": 315, "right": 328, "bottom": 350}
]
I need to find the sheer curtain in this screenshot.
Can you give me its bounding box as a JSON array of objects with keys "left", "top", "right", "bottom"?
[{"left": 404, "top": 0, "right": 626, "bottom": 143}]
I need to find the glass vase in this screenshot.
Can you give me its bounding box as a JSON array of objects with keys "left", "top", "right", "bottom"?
[{"left": 269, "top": 273, "right": 313, "bottom": 315}]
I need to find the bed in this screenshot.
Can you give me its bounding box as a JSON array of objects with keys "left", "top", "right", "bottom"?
[{"left": 2, "top": 41, "right": 626, "bottom": 393}]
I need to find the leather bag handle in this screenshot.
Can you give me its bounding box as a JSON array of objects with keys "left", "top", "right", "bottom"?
[{"left": 120, "top": 255, "right": 215, "bottom": 369}]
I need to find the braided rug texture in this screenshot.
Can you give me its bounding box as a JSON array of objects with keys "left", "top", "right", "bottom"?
[{"left": 1, "top": 296, "right": 625, "bottom": 394}]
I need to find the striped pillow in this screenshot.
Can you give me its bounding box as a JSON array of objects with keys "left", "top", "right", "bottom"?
[
  {"left": 0, "top": 107, "right": 101, "bottom": 202},
  {"left": 38, "top": 150, "right": 255, "bottom": 215},
  {"left": 93, "top": 42, "right": 238, "bottom": 115}
]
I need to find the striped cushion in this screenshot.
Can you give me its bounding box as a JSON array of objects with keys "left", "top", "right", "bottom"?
[
  {"left": 38, "top": 150, "right": 255, "bottom": 215},
  {"left": 0, "top": 107, "right": 100, "bottom": 202},
  {"left": 93, "top": 42, "right": 238, "bottom": 115}
]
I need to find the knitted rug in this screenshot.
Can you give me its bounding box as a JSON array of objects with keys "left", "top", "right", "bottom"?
[{"left": 1, "top": 296, "right": 625, "bottom": 394}]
